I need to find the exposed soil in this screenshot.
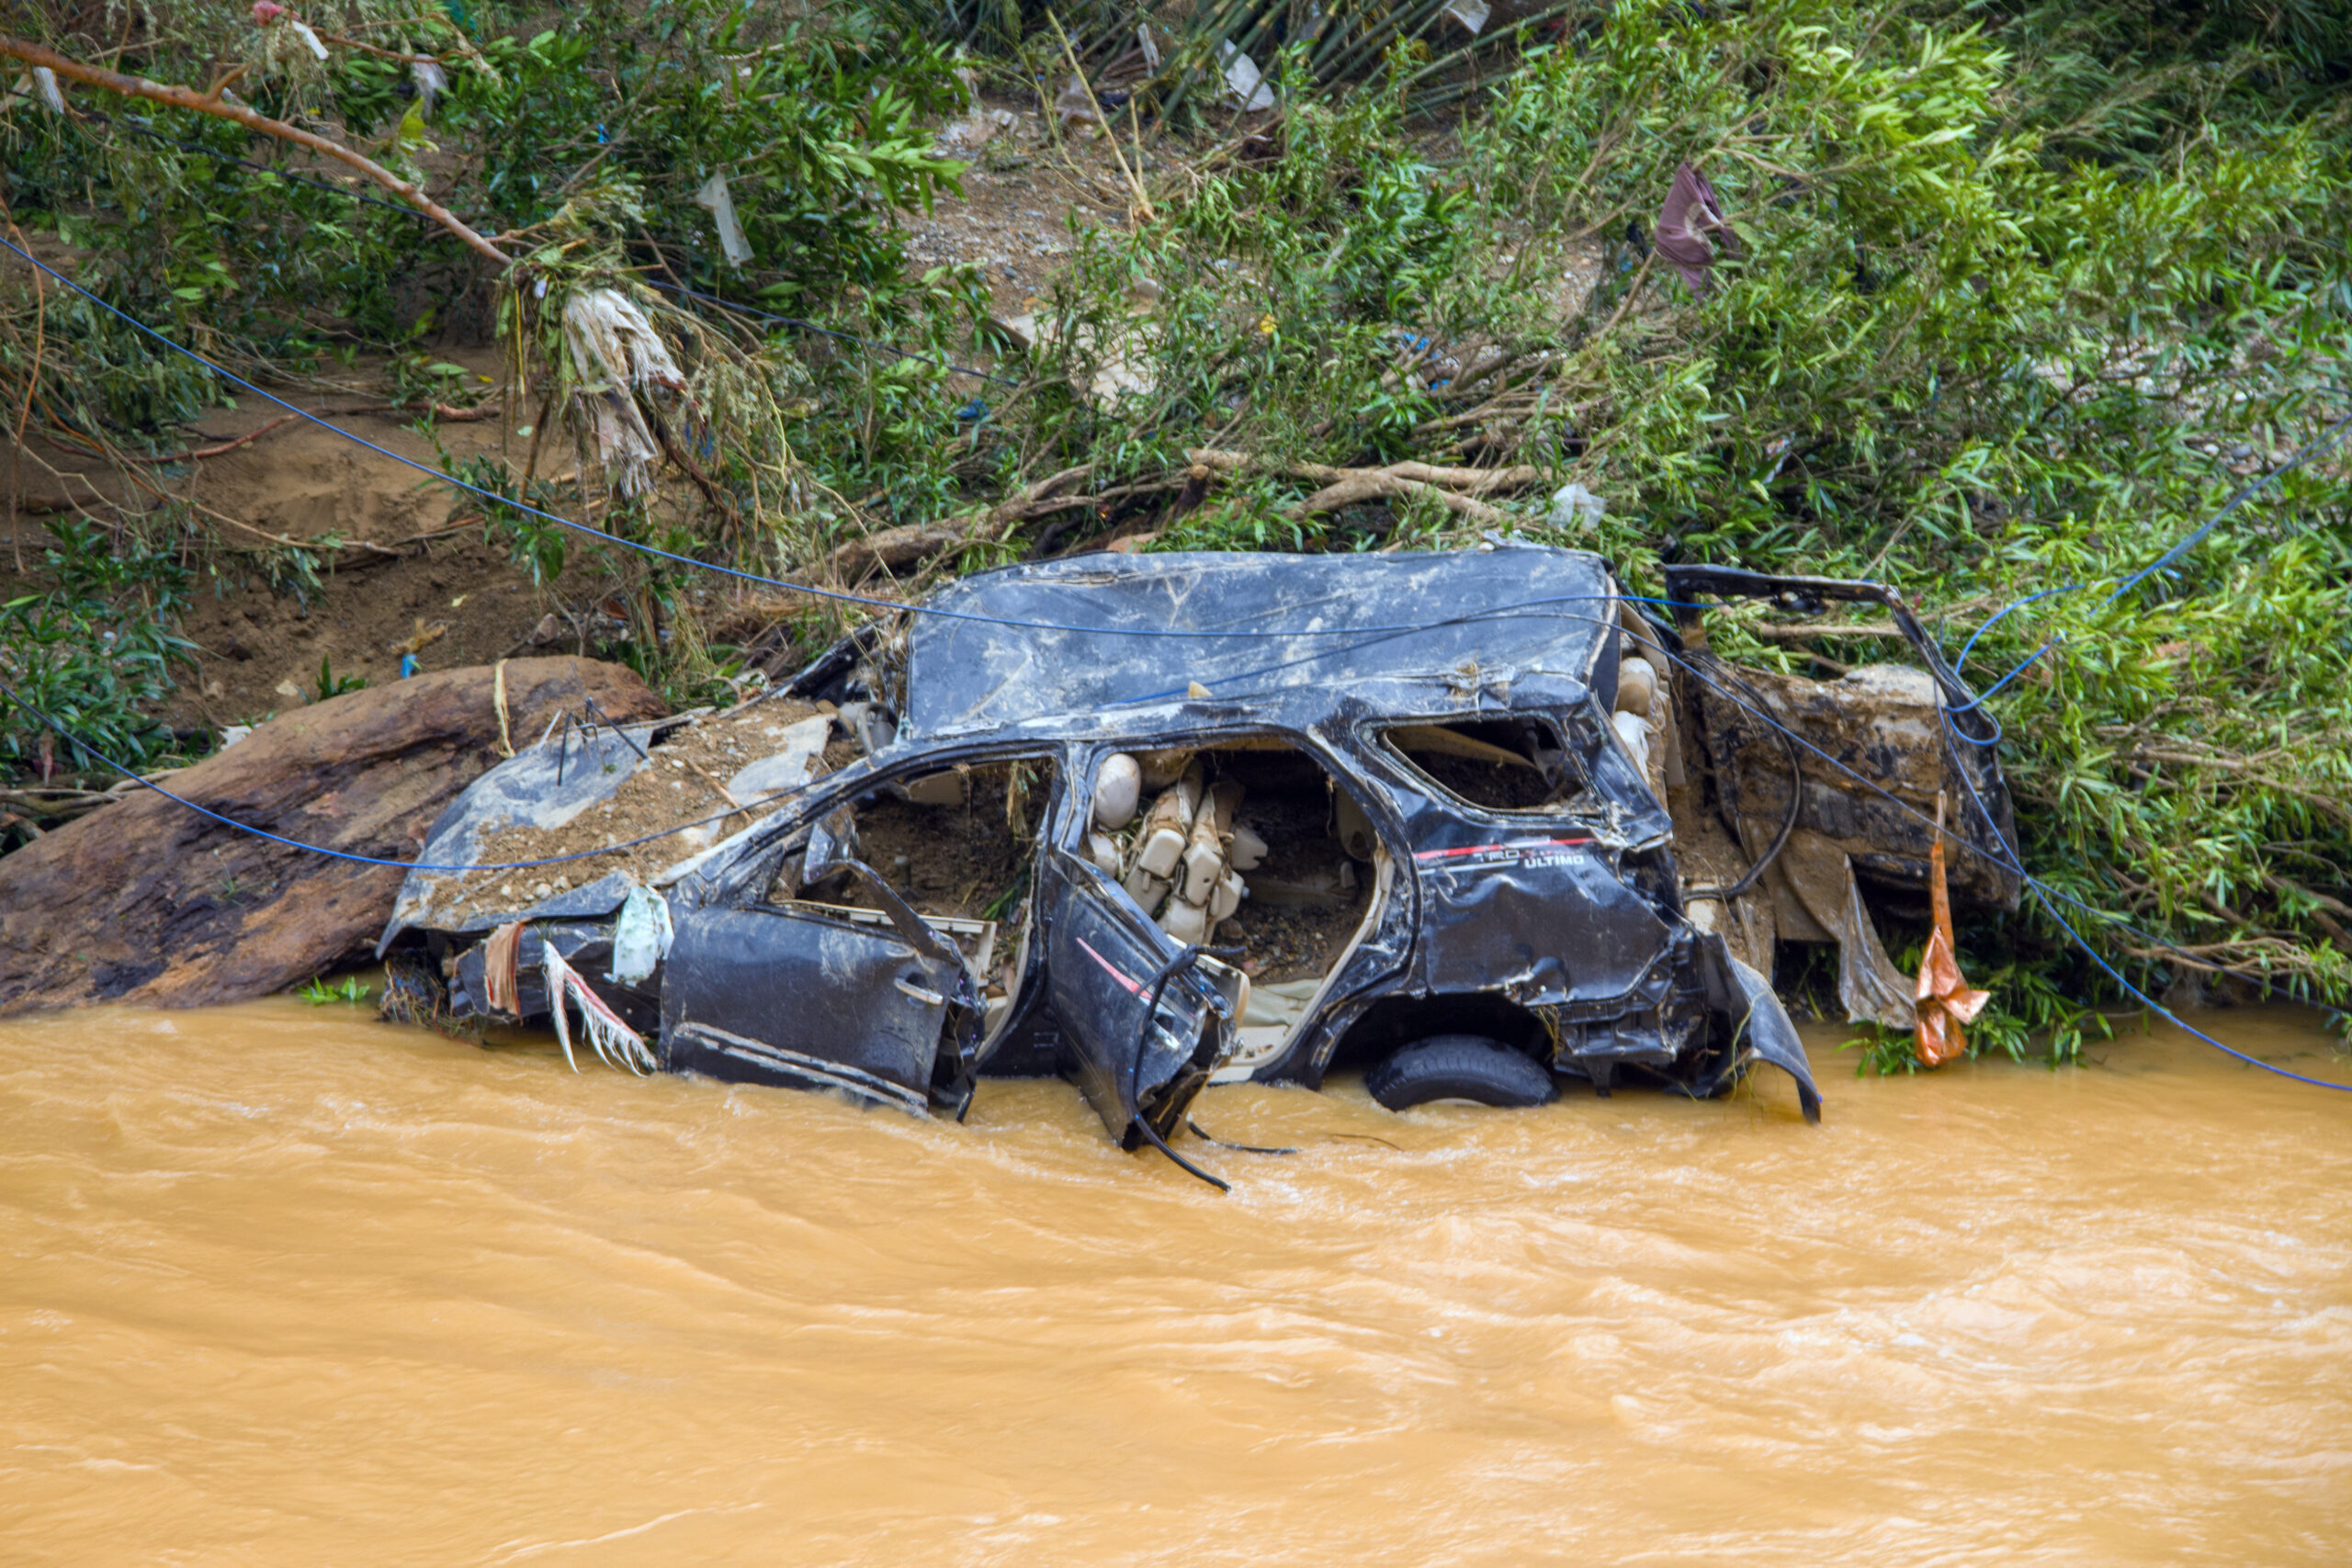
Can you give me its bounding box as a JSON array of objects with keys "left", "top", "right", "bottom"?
[
  {"left": 834, "top": 760, "right": 1055, "bottom": 1000},
  {"left": 918, "top": 95, "right": 1146, "bottom": 321},
  {"left": 1198, "top": 748, "right": 1374, "bottom": 986},
  {"left": 842, "top": 760, "right": 1053, "bottom": 921},
  {"left": 4, "top": 107, "right": 1608, "bottom": 780},
  {"left": 428, "top": 696, "right": 827, "bottom": 919},
  {"left": 1, "top": 344, "right": 584, "bottom": 730}
]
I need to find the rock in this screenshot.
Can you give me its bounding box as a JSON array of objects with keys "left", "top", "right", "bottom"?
[{"left": 0, "top": 659, "right": 668, "bottom": 1016}]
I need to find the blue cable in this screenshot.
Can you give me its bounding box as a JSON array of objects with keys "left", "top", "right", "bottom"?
[
  {"left": 8, "top": 628, "right": 2345, "bottom": 1092},
  {"left": 7, "top": 231, "right": 2346, "bottom": 1088},
  {"left": 1955, "top": 583, "right": 2077, "bottom": 672},
  {"left": 2101, "top": 410, "right": 2352, "bottom": 606},
  {"left": 1931, "top": 704, "right": 2352, "bottom": 1093},
  {"left": 1945, "top": 408, "right": 2352, "bottom": 708},
  {"left": 0, "top": 232, "right": 1643, "bottom": 647},
  {"left": 0, "top": 676, "right": 812, "bottom": 873}
]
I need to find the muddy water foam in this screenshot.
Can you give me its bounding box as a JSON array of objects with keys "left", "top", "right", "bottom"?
[{"left": 2, "top": 1003, "right": 2347, "bottom": 1564}]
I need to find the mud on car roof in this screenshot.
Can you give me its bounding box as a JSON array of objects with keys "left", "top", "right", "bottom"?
[{"left": 380, "top": 545, "right": 2018, "bottom": 1186}]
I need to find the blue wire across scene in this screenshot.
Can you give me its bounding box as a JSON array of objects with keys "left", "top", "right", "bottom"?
[
  {"left": 5, "top": 236, "right": 2346, "bottom": 1092},
  {"left": 1946, "top": 407, "right": 2352, "bottom": 703},
  {"left": 0, "top": 231, "right": 1630, "bottom": 647}
]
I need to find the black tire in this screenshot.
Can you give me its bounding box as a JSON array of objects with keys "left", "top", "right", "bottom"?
[{"left": 1365, "top": 1034, "right": 1558, "bottom": 1111}]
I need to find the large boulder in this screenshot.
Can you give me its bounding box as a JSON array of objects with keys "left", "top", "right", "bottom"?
[{"left": 0, "top": 658, "right": 668, "bottom": 1014}]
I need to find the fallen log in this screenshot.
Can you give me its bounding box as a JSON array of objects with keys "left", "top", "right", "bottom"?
[{"left": 0, "top": 658, "right": 668, "bottom": 1015}]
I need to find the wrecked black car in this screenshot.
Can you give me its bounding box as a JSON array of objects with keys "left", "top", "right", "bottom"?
[{"left": 379, "top": 546, "right": 2017, "bottom": 1171}]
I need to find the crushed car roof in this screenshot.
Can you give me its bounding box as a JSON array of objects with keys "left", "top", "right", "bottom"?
[{"left": 901, "top": 546, "right": 1615, "bottom": 739}]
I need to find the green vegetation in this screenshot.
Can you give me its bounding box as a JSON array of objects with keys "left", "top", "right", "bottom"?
[
  {"left": 300, "top": 973, "right": 374, "bottom": 1006},
  {"left": 2, "top": 0, "right": 2346, "bottom": 1056}
]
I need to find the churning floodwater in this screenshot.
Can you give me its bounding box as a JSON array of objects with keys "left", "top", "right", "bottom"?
[{"left": 2, "top": 1001, "right": 2347, "bottom": 1565}]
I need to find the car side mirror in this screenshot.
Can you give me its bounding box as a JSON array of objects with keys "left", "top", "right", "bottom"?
[
  {"left": 804, "top": 804, "right": 957, "bottom": 968},
  {"left": 805, "top": 806, "right": 858, "bottom": 883}
]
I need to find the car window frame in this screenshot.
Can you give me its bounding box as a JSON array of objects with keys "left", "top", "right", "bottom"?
[{"left": 1369, "top": 710, "right": 1606, "bottom": 820}]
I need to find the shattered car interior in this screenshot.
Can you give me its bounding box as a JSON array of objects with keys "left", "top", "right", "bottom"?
[{"left": 379, "top": 546, "right": 2018, "bottom": 1181}]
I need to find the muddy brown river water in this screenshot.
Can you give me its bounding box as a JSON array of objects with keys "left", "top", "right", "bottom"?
[{"left": 3, "top": 1002, "right": 2347, "bottom": 1564}]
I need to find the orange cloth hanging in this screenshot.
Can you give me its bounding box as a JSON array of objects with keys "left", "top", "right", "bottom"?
[
  {"left": 1916, "top": 794, "right": 1992, "bottom": 1067},
  {"left": 481, "top": 921, "right": 525, "bottom": 1016}
]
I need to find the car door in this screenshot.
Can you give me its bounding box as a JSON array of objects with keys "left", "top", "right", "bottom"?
[
  {"left": 661, "top": 808, "right": 978, "bottom": 1115},
  {"left": 1371, "top": 712, "right": 1678, "bottom": 1010},
  {"left": 1036, "top": 846, "right": 1233, "bottom": 1152}
]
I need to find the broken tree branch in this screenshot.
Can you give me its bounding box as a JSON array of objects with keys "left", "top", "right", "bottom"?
[
  {"left": 0, "top": 34, "right": 508, "bottom": 269},
  {"left": 1747, "top": 621, "right": 1905, "bottom": 641},
  {"left": 118, "top": 412, "right": 303, "bottom": 463},
  {"left": 1185, "top": 446, "right": 1543, "bottom": 526},
  {"left": 2124, "top": 749, "right": 2352, "bottom": 829}
]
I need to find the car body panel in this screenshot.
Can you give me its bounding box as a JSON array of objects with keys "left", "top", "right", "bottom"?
[
  {"left": 386, "top": 546, "right": 2021, "bottom": 1156},
  {"left": 659, "top": 902, "right": 962, "bottom": 1114}
]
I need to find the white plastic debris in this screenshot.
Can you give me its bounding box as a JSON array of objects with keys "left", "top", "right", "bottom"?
[
  {"left": 1442, "top": 0, "right": 1490, "bottom": 34},
  {"left": 1614, "top": 656, "right": 1658, "bottom": 716},
  {"left": 560, "top": 288, "right": 685, "bottom": 497},
  {"left": 1611, "top": 707, "right": 1651, "bottom": 771},
  {"left": 217, "top": 724, "right": 254, "bottom": 750},
  {"left": 288, "top": 20, "right": 329, "bottom": 61},
  {"left": 1547, "top": 480, "right": 1607, "bottom": 529},
  {"left": 938, "top": 106, "right": 1014, "bottom": 150},
  {"left": 1054, "top": 73, "right": 1102, "bottom": 131},
  {"left": 561, "top": 288, "right": 685, "bottom": 394},
  {"left": 692, "top": 173, "right": 752, "bottom": 268},
  {"left": 1136, "top": 24, "right": 1160, "bottom": 71},
  {"left": 31, "top": 67, "right": 63, "bottom": 115},
  {"left": 1216, "top": 42, "right": 1275, "bottom": 112},
  {"left": 606, "top": 884, "right": 674, "bottom": 987},
  {"left": 412, "top": 60, "right": 448, "bottom": 114},
  {"left": 545, "top": 942, "right": 656, "bottom": 1074}
]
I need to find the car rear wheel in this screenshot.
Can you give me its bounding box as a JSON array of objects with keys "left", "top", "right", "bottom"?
[{"left": 1365, "top": 1035, "right": 1558, "bottom": 1111}]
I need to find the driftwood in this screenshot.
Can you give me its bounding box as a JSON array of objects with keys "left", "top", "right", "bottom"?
[
  {"left": 1185, "top": 446, "right": 1544, "bottom": 526},
  {"left": 818, "top": 466, "right": 1102, "bottom": 582},
  {"left": 0, "top": 659, "right": 667, "bottom": 1014},
  {"left": 814, "top": 446, "right": 1537, "bottom": 586}
]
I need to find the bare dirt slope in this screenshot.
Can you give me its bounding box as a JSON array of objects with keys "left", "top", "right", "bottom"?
[{"left": 2, "top": 348, "right": 585, "bottom": 730}]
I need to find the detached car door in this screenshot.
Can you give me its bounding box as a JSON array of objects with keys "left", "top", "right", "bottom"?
[{"left": 1037, "top": 848, "right": 1232, "bottom": 1149}]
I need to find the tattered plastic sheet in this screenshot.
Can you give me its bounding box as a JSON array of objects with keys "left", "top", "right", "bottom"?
[
  {"left": 560, "top": 289, "right": 687, "bottom": 497},
  {"left": 1655, "top": 162, "right": 1740, "bottom": 292},
  {"left": 693, "top": 174, "right": 752, "bottom": 268},
  {"left": 545, "top": 941, "right": 656, "bottom": 1074},
  {"left": 606, "top": 884, "right": 674, "bottom": 987},
  {"left": 1217, "top": 42, "right": 1275, "bottom": 112},
  {"left": 1442, "top": 0, "right": 1491, "bottom": 34}
]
